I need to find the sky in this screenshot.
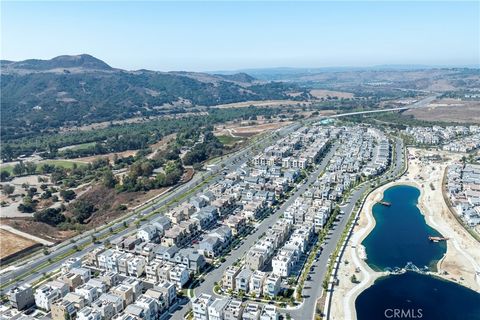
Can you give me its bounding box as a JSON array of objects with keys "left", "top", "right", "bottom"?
[{"left": 1, "top": 1, "right": 479, "bottom": 71}]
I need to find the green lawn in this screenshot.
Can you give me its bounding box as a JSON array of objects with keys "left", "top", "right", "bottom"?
[
  {"left": 0, "top": 160, "right": 87, "bottom": 176},
  {"left": 0, "top": 165, "right": 14, "bottom": 174},
  {"left": 217, "top": 135, "right": 243, "bottom": 145},
  {"left": 40, "top": 160, "right": 87, "bottom": 169}
]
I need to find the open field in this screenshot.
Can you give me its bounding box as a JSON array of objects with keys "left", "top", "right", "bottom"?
[
  {"left": 310, "top": 89, "right": 354, "bottom": 99},
  {"left": 0, "top": 159, "right": 87, "bottom": 175},
  {"left": 215, "top": 121, "right": 291, "bottom": 138},
  {"left": 0, "top": 229, "right": 38, "bottom": 260},
  {"left": 58, "top": 142, "right": 97, "bottom": 152},
  {"left": 216, "top": 135, "right": 244, "bottom": 145},
  {"left": 73, "top": 150, "right": 138, "bottom": 164},
  {"left": 72, "top": 133, "right": 177, "bottom": 163},
  {"left": 211, "top": 100, "right": 307, "bottom": 109},
  {"left": 404, "top": 99, "right": 480, "bottom": 123}
]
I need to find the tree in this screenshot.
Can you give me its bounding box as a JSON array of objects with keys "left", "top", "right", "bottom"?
[
  {"left": 1, "top": 144, "right": 13, "bottom": 161},
  {"left": 27, "top": 187, "right": 37, "bottom": 198},
  {"left": 2, "top": 184, "right": 15, "bottom": 196},
  {"left": 13, "top": 162, "right": 26, "bottom": 176},
  {"left": 0, "top": 170, "right": 10, "bottom": 182},
  {"left": 25, "top": 162, "right": 37, "bottom": 175},
  {"left": 70, "top": 200, "right": 96, "bottom": 224},
  {"left": 350, "top": 274, "right": 358, "bottom": 283},
  {"left": 34, "top": 208, "right": 65, "bottom": 226},
  {"left": 18, "top": 196, "right": 36, "bottom": 213},
  {"left": 102, "top": 169, "right": 117, "bottom": 188},
  {"left": 60, "top": 189, "right": 76, "bottom": 202}
]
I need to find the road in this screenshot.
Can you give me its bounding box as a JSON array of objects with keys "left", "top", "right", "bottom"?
[
  {"left": 166, "top": 143, "right": 341, "bottom": 320},
  {"left": 166, "top": 136, "right": 405, "bottom": 320},
  {"left": 0, "top": 96, "right": 415, "bottom": 301},
  {"left": 287, "top": 137, "right": 405, "bottom": 320},
  {"left": 1, "top": 93, "right": 430, "bottom": 291},
  {"left": 325, "top": 95, "right": 437, "bottom": 119},
  {"left": 0, "top": 123, "right": 300, "bottom": 294}
]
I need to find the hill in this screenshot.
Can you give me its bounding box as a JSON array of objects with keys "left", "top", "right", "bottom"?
[
  {"left": 1, "top": 55, "right": 307, "bottom": 137},
  {"left": 1, "top": 54, "right": 113, "bottom": 73}
]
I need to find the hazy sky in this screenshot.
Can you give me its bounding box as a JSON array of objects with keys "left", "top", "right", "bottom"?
[{"left": 2, "top": 1, "right": 479, "bottom": 71}]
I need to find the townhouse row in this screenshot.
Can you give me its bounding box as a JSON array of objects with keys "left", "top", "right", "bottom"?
[
  {"left": 192, "top": 293, "right": 278, "bottom": 320},
  {"left": 446, "top": 163, "right": 480, "bottom": 227}
]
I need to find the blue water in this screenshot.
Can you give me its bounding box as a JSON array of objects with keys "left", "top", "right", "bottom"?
[
  {"left": 356, "top": 271, "right": 480, "bottom": 320},
  {"left": 356, "top": 185, "right": 480, "bottom": 320},
  {"left": 362, "top": 185, "right": 446, "bottom": 271}
]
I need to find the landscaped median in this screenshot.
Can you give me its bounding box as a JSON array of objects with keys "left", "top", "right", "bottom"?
[
  {"left": 319, "top": 137, "right": 407, "bottom": 319},
  {"left": 0, "top": 125, "right": 285, "bottom": 295},
  {"left": 296, "top": 206, "right": 341, "bottom": 301}
]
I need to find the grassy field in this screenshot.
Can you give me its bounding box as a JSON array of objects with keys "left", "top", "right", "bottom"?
[
  {"left": 0, "top": 160, "right": 87, "bottom": 175},
  {"left": 217, "top": 135, "right": 243, "bottom": 145}
]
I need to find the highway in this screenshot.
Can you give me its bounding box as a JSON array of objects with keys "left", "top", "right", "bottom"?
[
  {"left": 167, "top": 136, "right": 405, "bottom": 320},
  {"left": 0, "top": 123, "right": 300, "bottom": 294},
  {"left": 0, "top": 94, "right": 416, "bottom": 309},
  {"left": 286, "top": 136, "right": 405, "bottom": 320},
  {"left": 167, "top": 143, "right": 341, "bottom": 320},
  {"left": 326, "top": 95, "right": 437, "bottom": 119}
]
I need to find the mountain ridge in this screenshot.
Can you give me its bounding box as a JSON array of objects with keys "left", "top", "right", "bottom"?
[{"left": 1, "top": 54, "right": 307, "bottom": 136}]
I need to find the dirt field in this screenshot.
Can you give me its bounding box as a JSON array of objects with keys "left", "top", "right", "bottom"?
[
  {"left": 73, "top": 150, "right": 138, "bottom": 164},
  {"left": 212, "top": 100, "right": 307, "bottom": 109},
  {"left": 73, "top": 134, "right": 177, "bottom": 164},
  {"left": 2, "top": 218, "right": 76, "bottom": 242},
  {"left": 0, "top": 229, "right": 38, "bottom": 259},
  {"left": 404, "top": 99, "right": 480, "bottom": 123},
  {"left": 215, "top": 121, "right": 291, "bottom": 137},
  {"left": 150, "top": 133, "right": 176, "bottom": 150},
  {"left": 310, "top": 89, "right": 354, "bottom": 99}
]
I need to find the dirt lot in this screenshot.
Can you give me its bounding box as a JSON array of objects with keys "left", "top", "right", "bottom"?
[
  {"left": 404, "top": 99, "right": 480, "bottom": 123},
  {"left": 215, "top": 121, "right": 292, "bottom": 137},
  {"left": 310, "top": 89, "right": 354, "bottom": 99},
  {"left": 0, "top": 229, "right": 39, "bottom": 259},
  {"left": 212, "top": 100, "right": 307, "bottom": 109},
  {"left": 73, "top": 133, "right": 177, "bottom": 164},
  {"left": 2, "top": 218, "right": 76, "bottom": 242},
  {"left": 73, "top": 150, "right": 138, "bottom": 164}
]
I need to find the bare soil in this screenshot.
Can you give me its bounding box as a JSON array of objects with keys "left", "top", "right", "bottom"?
[
  {"left": 215, "top": 121, "right": 291, "bottom": 137},
  {"left": 73, "top": 150, "right": 138, "bottom": 164},
  {"left": 2, "top": 218, "right": 76, "bottom": 242},
  {"left": 0, "top": 229, "right": 38, "bottom": 259},
  {"left": 310, "top": 89, "right": 354, "bottom": 99},
  {"left": 404, "top": 99, "right": 480, "bottom": 123},
  {"left": 66, "top": 185, "right": 169, "bottom": 227},
  {"left": 212, "top": 100, "right": 307, "bottom": 109}
]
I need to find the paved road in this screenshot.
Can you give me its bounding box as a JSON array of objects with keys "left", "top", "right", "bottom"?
[
  {"left": 0, "top": 123, "right": 300, "bottom": 294},
  {"left": 287, "top": 137, "right": 405, "bottom": 320},
  {"left": 324, "top": 95, "right": 437, "bottom": 119},
  {"left": 165, "top": 144, "right": 341, "bottom": 320},
  {"left": 0, "top": 97, "right": 415, "bottom": 299},
  {"left": 166, "top": 137, "right": 404, "bottom": 320},
  {"left": 1, "top": 93, "right": 428, "bottom": 291}
]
